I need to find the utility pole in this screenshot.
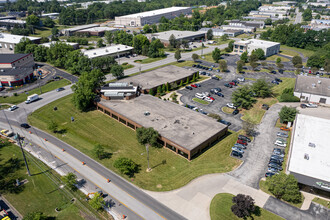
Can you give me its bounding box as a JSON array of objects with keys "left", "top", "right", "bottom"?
[
  {"left": 146, "top": 144, "right": 150, "bottom": 172},
  {"left": 38, "top": 76, "right": 42, "bottom": 94},
  {"left": 16, "top": 133, "right": 31, "bottom": 176}
]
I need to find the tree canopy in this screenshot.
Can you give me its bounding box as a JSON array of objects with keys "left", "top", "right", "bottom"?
[
  {"left": 231, "top": 194, "right": 255, "bottom": 218},
  {"left": 212, "top": 47, "right": 222, "bottom": 63},
  {"left": 251, "top": 79, "right": 272, "bottom": 98},
  {"left": 113, "top": 157, "right": 139, "bottom": 177},
  {"left": 136, "top": 127, "right": 160, "bottom": 147},
  {"left": 278, "top": 106, "right": 298, "bottom": 123},
  {"left": 231, "top": 85, "right": 256, "bottom": 109},
  {"left": 61, "top": 172, "right": 77, "bottom": 191}
]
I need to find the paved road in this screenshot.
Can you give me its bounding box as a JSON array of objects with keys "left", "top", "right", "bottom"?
[
  {"left": 0, "top": 196, "right": 22, "bottom": 220},
  {"left": 294, "top": 8, "right": 303, "bottom": 24}
]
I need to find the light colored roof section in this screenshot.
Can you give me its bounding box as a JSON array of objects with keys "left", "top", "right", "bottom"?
[
  {"left": 295, "top": 75, "right": 330, "bottom": 97},
  {"left": 77, "top": 27, "right": 119, "bottom": 32},
  {"left": 40, "top": 41, "right": 78, "bottom": 48},
  {"left": 99, "top": 95, "right": 227, "bottom": 151},
  {"left": 145, "top": 30, "right": 205, "bottom": 41},
  {"left": 83, "top": 44, "right": 133, "bottom": 59},
  {"left": 0, "top": 19, "right": 26, "bottom": 24},
  {"left": 288, "top": 114, "right": 330, "bottom": 182},
  {"left": 234, "top": 39, "right": 280, "bottom": 47},
  {"left": 62, "top": 24, "right": 100, "bottom": 32},
  {"left": 0, "top": 33, "right": 41, "bottom": 44},
  {"left": 118, "top": 7, "right": 191, "bottom": 18}
]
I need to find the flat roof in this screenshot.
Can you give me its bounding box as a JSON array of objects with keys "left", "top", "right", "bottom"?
[
  {"left": 0, "top": 19, "right": 25, "bottom": 24},
  {"left": 0, "top": 33, "right": 40, "bottom": 44},
  {"left": 0, "top": 53, "right": 29, "bottom": 63},
  {"left": 145, "top": 30, "right": 205, "bottom": 41},
  {"left": 234, "top": 39, "right": 280, "bottom": 47},
  {"left": 288, "top": 114, "right": 330, "bottom": 183},
  {"left": 77, "top": 27, "right": 118, "bottom": 32},
  {"left": 118, "top": 65, "right": 195, "bottom": 90},
  {"left": 117, "top": 7, "right": 191, "bottom": 18},
  {"left": 0, "top": 67, "right": 33, "bottom": 76},
  {"left": 199, "top": 28, "right": 242, "bottom": 33},
  {"left": 295, "top": 75, "right": 330, "bottom": 97},
  {"left": 99, "top": 95, "right": 227, "bottom": 151},
  {"left": 83, "top": 44, "right": 133, "bottom": 59},
  {"left": 62, "top": 24, "right": 100, "bottom": 32},
  {"left": 40, "top": 41, "right": 78, "bottom": 48}
]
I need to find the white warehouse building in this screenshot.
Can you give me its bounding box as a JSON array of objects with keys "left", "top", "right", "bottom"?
[
  {"left": 115, "top": 7, "right": 192, "bottom": 27},
  {"left": 233, "top": 39, "right": 280, "bottom": 57},
  {"left": 294, "top": 75, "right": 330, "bottom": 105}
]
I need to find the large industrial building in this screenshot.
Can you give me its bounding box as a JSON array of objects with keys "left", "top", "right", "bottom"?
[
  {"left": 294, "top": 75, "right": 330, "bottom": 105},
  {"left": 115, "top": 7, "right": 192, "bottom": 27},
  {"left": 40, "top": 41, "right": 79, "bottom": 50},
  {"left": 0, "top": 33, "right": 41, "bottom": 53},
  {"left": 233, "top": 39, "right": 280, "bottom": 57},
  {"left": 288, "top": 113, "right": 330, "bottom": 193},
  {"left": 60, "top": 24, "right": 100, "bottom": 36},
  {"left": 97, "top": 95, "right": 228, "bottom": 160},
  {"left": 76, "top": 27, "right": 119, "bottom": 37},
  {"left": 145, "top": 30, "right": 205, "bottom": 46},
  {"left": 118, "top": 65, "right": 196, "bottom": 94},
  {"left": 0, "top": 53, "right": 35, "bottom": 87},
  {"left": 199, "top": 28, "right": 243, "bottom": 37},
  {"left": 83, "top": 44, "right": 133, "bottom": 59}
]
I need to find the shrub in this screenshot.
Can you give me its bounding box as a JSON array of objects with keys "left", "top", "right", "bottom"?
[
  {"left": 13, "top": 93, "right": 18, "bottom": 96},
  {"left": 122, "top": 62, "right": 128, "bottom": 65},
  {"left": 113, "top": 157, "right": 139, "bottom": 177}
]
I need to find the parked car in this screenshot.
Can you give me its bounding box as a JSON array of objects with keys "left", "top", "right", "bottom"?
[
  {"left": 269, "top": 158, "right": 283, "bottom": 165},
  {"left": 237, "top": 139, "right": 247, "bottom": 146},
  {"left": 265, "top": 172, "right": 276, "bottom": 177},
  {"left": 276, "top": 138, "right": 287, "bottom": 144},
  {"left": 212, "top": 76, "right": 219, "bottom": 80},
  {"left": 191, "top": 84, "right": 197, "bottom": 88},
  {"left": 280, "top": 126, "right": 290, "bottom": 131},
  {"left": 195, "top": 93, "right": 206, "bottom": 99},
  {"left": 237, "top": 77, "right": 245, "bottom": 82},
  {"left": 202, "top": 92, "right": 210, "bottom": 97},
  {"left": 209, "top": 96, "right": 215, "bottom": 101},
  {"left": 270, "top": 155, "right": 284, "bottom": 162},
  {"left": 278, "top": 69, "right": 284, "bottom": 74},
  {"left": 271, "top": 80, "right": 279, "bottom": 85},
  {"left": 216, "top": 69, "right": 220, "bottom": 72},
  {"left": 185, "top": 86, "right": 193, "bottom": 90},
  {"left": 200, "top": 71, "right": 206, "bottom": 75},
  {"left": 224, "top": 83, "right": 233, "bottom": 88},
  {"left": 305, "top": 103, "right": 318, "bottom": 108},
  {"left": 232, "top": 147, "right": 244, "bottom": 154},
  {"left": 195, "top": 83, "right": 201, "bottom": 87},
  {"left": 219, "top": 120, "right": 231, "bottom": 126},
  {"left": 268, "top": 163, "right": 283, "bottom": 171},
  {"left": 204, "top": 97, "right": 213, "bottom": 102},
  {"left": 8, "top": 105, "right": 18, "bottom": 111},
  {"left": 229, "top": 82, "right": 236, "bottom": 86},
  {"left": 267, "top": 167, "right": 280, "bottom": 173},
  {"left": 186, "top": 104, "right": 195, "bottom": 109},
  {"left": 20, "top": 123, "right": 30, "bottom": 128},
  {"left": 232, "top": 80, "right": 239, "bottom": 84},
  {"left": 275, "top": 141, "right": 286, "bottom": 147},
  {"left": 262, "top": 104, "right": 269, "bottom": 110},
  {"left": 275, "top": 78, "right": 282, "bottom": 82},
  {"left": 226, "top": 103, "right": 236, "bottom": 109},
  {"left": 232, "top": 109, "right": 239, "bottom": 115},
  {"left": 199, "top": 110, "right": 208, "bottom": 115},
  {"left": 234, "top": 143, "right": 246, "bottom": 149},
  {"left": 300, "top": 104, "right": 307, "bottom": 108},
  {"left": 0, "top": 129, "right": 14, "bottom": 137},
  {"left": 232, "top": 150, "right": 243, "bottom": 158},
  {"left": 216, "top": 92, "right": 224, "bottom": 97},
  {"left": 56, "top": 87, "right": 65, "bottom": 92},
  {"left": 270, "top": 70, "right": 277, "bottom": 74},
  {"left": 277, "top": 132, "right": 289, "bottom": 138},
  {"left": 214, "top": 87, "right": 222, "bottom": 92},
  {"left": 273, "top": 149, "right": 285, "bottom": 157},
  {"left": 238, "top": 135, "right": 251, "bottom": 142}
]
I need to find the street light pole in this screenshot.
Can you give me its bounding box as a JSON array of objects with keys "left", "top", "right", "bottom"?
[
  {"left": 146, "top": 144, "right": 150, "bottom": 172},
  {"left": 16, "top": 133, "right": 31, "bottom": 176}
]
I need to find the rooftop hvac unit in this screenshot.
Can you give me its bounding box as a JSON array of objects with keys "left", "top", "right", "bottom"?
[
  {"left": 144, "top": 111, "right": 150, "bottom": 116},
  {"left": 312, "top": 83, "right": 316, "bottom": 88},
  {"left": 93, "top": 53, "right": 96, "bottom": 55},
  {"left": 318, "top": 80, "right": 321, "bottom": 84},
  {"left": 308, "top": 142, "right": 316, "bottom": 148},
  {"left": 304, "top": 153, "right": 309, "bottom": 160}
]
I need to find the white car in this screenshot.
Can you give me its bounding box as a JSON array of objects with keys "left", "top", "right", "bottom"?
[
  {"left": 226, "top": 103, "right": 236, "bottom": 109},
  {"left": 274, "top": 141, "right": 286, "bottom": 147},
  {"left": 306, "top": 103, "right": 318, "bottom": 108},
  {"left": 195, "top": 93, "right": 205, "bottom": 99},
  {"left": 237, "top": 77, "right": 245, "bottom": 82},
  {"left": 202, "top": 92, "right": 210, "bottom": 97},
  {"left": 204, "top": 97, "right": 213, "bottom": 102},
  {"left": 275, "top": 138, "right": 287, "bottom": 144},
  {"left": 8, "top": 105, "right": 18, "bottom": 111}
]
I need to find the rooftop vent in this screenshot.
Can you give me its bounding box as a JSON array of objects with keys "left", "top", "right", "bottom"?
[
  {"left": 318, "top": 80, "right": 321, "bottom": 84},
  {"left": 144, "top": 111, "right": 150, "bottom": 116},
  {"left": 93, "top": 53, "right": 96, "bottom": 55},
  {"left": 312, "top": 83, "right": 316, "bottom": 88},
  {"left": 304, "top": 153, "right": 309, "bottom": 160},
  {"left": 105, "top": 50, "right": 108, "bottom": 52},
  {"left": 0, "top": 69, "right": 4, "bottom": 72},
  {"left": 308, "top": 142, "right": 316, "bottom": 148}
]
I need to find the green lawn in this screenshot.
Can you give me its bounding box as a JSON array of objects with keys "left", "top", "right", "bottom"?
[
  {"left": 266, "top": 55, "right": 290, "bottom": 62},
  {"left": 222, "top": 107, "right": 234, "bottom": 114},
  {"left": 173, "top": 60, "right": 196, "bottom": 68},
  {"left": 0, "top": 79, "right": 71, "bottom": 105},
  {"left": 0, "top": 104, "right": 10, "bottom": 110},
  {"left": 241, "top": 98, "right": 278, "bottom": 124},
  {"left": 200, "top": 52, "right": 226, "bottom": 63},
  {"left": 32, "top": 27, "right": 52, "bottom": 38},
  {"left": 0, "top": 141, "right": 85, "bottom": 219},
  {"left": 259, "top": 180, "right": 304, "bottom": 208},
  {"left": 28, "top": 95, "right": 241, "bottom": 191},
  {"left": 272, "top": 77, "right": 296, "bottom": 99},
  {"left": 135, "top": 57, "right": 166, "bottom": 64},
  {"left": 210, "top": 193, "right": 283, "bottom": 220},
  {"left": 192, "top": 98, "right": 210, "bottom": 105},
  {"left": 280, "top": 45, "right": 315, "bottom": 58},
  {"left": 312, "top": 198, "right": 330, "bottom": 209},
  {"left": 121, "top": 63, "right": 134, "bottom": 70}
]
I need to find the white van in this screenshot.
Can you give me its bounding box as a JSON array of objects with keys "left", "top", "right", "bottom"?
[{"left": 25, "top": 94, "right": 39, "bottom": 104}]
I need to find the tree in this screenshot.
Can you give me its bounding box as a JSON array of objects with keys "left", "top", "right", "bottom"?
[
  {"left": 237, "top": 60, "right": 244, "bottom": 73},
  {"left": 93, "top": 144, "right": 107, "bottom": 160},
  {"left": 111, "top": 64, "right": 124, "bottom": 79},
  {"left": 212, "top": 48, "right": 221, "bottom": 63},
  {"left": 104, "top": 31, "right": 113, "bottom": 45},
  {"left": 219, "top": 60, "right": 227, "bottom": 72},
  {"left": 249, "top": 54, "right": 258, "bottom": 63},
  {"left": 23, "top": 212, "right": 48, "bottom": 220},
  {"left": 192, "top": 53, "right": 199, "bottom": 62},
  {"left": 302, "top": 8, "right": 312, "bottom": 21},
  {"left": 206, "top": 29, "right": 213, "bottom": 40},
  {"left": 231, "top": 194, "right": 255, "bottom": 219},
  {"left": 89, "top": 192, "right": 105, "bottom": 210},
  {"left": 48, "top": 120, "right": 58, "bottom": 133},
  {"left": 175, "top": 49, "right": 181, "bottom": 62},
  {"left": 162, "top": 84, "right": 166, "bottom": 92},
  {"left": 133, "top": 34, "right": 150, "bottom": 55},
  {"left": 228, "top": 40, "right": 235, "bottom": 51},
  {"left": 151, "top": 24, "right": 157, "bottom": 33},
  {"left": 277, "top": 63, "right": 284, "bottom": 69},
  {"left": 113, "top": 157, "right": 139, "bottom": 177},
  {"left": 42, "top": 16, "right": 55, "bottom": 28},
  {"left": 220, "top": 34, "right": 229, "bottom": 41},
  {"left": 252, "top": 49, "right": 265, "bottom": 60},
  {"left": 148, "top": 39, "right": 164, "bottom": 58},
  {"left": 251, "top": 79, "right": 272, "bottom": 98},
  {"left": 267, "top": 173, "right": 302, "bottom": 203},
  {"left": 250, "top": 62, "right": 258, "bottom": 70},
  {"left": 136, "top": 127, "right": 159, "bottom": 147},
  {"left": 307, "top": 55, "right": 324, "bottom": 68},
  {"left": 264, "top": 18, "right": 272, "bottom": 25},
  {"left": 240, "top": 52, "right": 248, "bottom": 63},
  {"left": 149, "top": 89, "right": 155, "bottom": 96},
  {"left": 26, "top": 14, "right": 40, "bottom": 26},
  {"left": 166, "top": 82, "right": 170, "bottom": 92},
  {"left": 97, "top": 39, "right": 105, "bottom": 48},
  {"left": 232, "top": 85, "right": 256, "bottom": 109},
  {"left": 292, "top": 55, "right": 302, "bottom": 66},
  {"left": 169, "top": 34, "right": 177, "bottom": 48},
  {"left": 143, "top": 24, "right": 152, "bottom": 33},
  {"left": 61, "top": 172, "right": 77, "bottom": 191},
  {"left": 276, "top": 57, "right": 281, "bottom": 64},
  {"left": 278, "top": 106, "right": 298, "bottom": 123},
  {"left": 324, "top": 59, "right": 330, "bottom": 72},
  {"left": 14, "top": 38, "right": 32, "bottom": 53},
  {"left": 72, "top": 69, "right": 105, "bottom": 111},
  {"left": 51, "top": 27, "right": 59, "bottom": 36},
  {"left": 242, "top": 120, "right": 256, "bottom": 136},
  {"left": 157, "top": 86, "right": 162, "bottom": 94}
]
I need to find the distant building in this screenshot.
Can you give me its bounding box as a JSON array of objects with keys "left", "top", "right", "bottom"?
[
  {"left": 0, "top": 33, "right": 41, "bottom": 53},
  {"left": 303, "top": 19, "right": 330, "bottom": 31},
  {"left": 233, "top": 39, "right": 280, "bottom": 57},
  {"left": 294, "top": 75, "right": 330, "bottom": 105},
  {"left": 0, "top": 19, "right": 26, "bottom": 28},
  {"left": 199, "top": 28, "right": 243, "bottom": 37},
  {"left": 230, "top": 20, "right": 265, "bottom": 29},
  {"left": 7, "top": 11, "right": 26, "bottom": 18},
  {"left": 145, "top": 30, "right": 205, "bottom": 46},
  {"left": 221, "top": 24, "right": 255, "bottom": 33},
  {"left": 100, "top": 82, "right": 138, "bottom": 100},
  {"left": 83, "top": 44, "right": 133, "bottom": 59},
  {"left": 115, "top": 7, "right": 192, "bottom": 27},
  {"left": 40, "top": 41, "right": 79, "bottom": 50},
  {"left": 272, "top": 1, "right": 297, "bottom": 6},
  {"left": 77, "top": 27, "right": 119, "bottom": 37},
  {"left": 0, "top": 53, "right": 35, "bottom": 87},
  {"left": 60, "top": 24, "right": 100, "bottom": 36},
  {"left": 41, "top": 13, "right": 60, "bottom": 19}
]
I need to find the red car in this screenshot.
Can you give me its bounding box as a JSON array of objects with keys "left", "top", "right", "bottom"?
[
  {"left": 209, "top": 96, "right": 215, "bottom": 101},
  {"left": 237, "top": 139, "right": 247, "bottom": 146},
  {"left": 280, "top": 126, "right": 290, "bottom": 131},
  {"left": 229, "top": 82, "right": 236, "bottom": 86},
  {"left": 191, "top": 84, "right": 197, "bottom": 88}
]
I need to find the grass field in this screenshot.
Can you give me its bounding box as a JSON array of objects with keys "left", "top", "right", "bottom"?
[
  {"left": 0, "top": 79, "right": 71, "bottom": 105},
  {"left": 200, "top": 52, "right": 226, "bottom": 63},
  {"left": 174, "top": 60, "right": 196, "bottom": 68},
  {"left": 121, "top": 63, "right": 134, "bottom": 70},
  {"left": 28, "top": 95, "right": 241, "bottom": 191},
  {"left": 222, "top": 107, "right": 234, "bottom": 114},
  {"left": 259, "top": 180, "right": 304, "bottom": 208},
  {"left": 312, "top": 198, "right": 330, "bottom": 209},
  {"left": 241, "top": 98, "right": 278, "bottom": 124},
  {"left": 210, "top": 193, "right": 283, "bottom": 220},
  {"left": 135, "top": 57, "right": 166, "bottom": 64},
  {"left": 192, "top": 98, "right": 210, "bottom": 105},
  {"left": 280, "top": 45, "right": 315, "bottom": 58},
  {"left": 1, "top": 141, "right": 85, "bottom": 219},
  {"left": 266, "top": 55, "right": 290, "bottom": 62},
  {"left": 272, "top": 77, "right": 296, "bottom": 99}
]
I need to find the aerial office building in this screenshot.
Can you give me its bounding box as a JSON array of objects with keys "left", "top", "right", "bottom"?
[{"left": 233, "top": 39, "right": 280, "bottom": 57}]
